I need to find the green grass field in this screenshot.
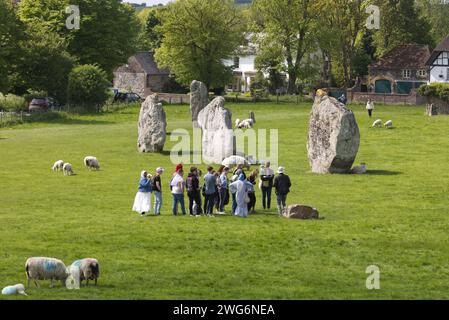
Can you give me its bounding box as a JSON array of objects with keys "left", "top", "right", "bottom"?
[{"left": 1, "top": 101, "right": 448, "bottom": 300}]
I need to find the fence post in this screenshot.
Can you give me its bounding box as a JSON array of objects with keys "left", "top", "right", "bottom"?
[{"left": 180, "top": 97, "right": 183, "bottom": 104}]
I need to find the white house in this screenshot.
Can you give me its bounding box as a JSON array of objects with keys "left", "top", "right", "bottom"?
[
  {"left": 426, "top": 34, "right": 449, "bottom": 83},
  {"left": 224, "top": 50, "right": 258, "bottom": 92}
]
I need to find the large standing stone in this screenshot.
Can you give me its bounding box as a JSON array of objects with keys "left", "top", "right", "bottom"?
[
  {"left": 137, "top": 94, "right": 167, "bottom": 153},
  {"left": 307, "top": 95, "right": 360, "bottom": 174},
  {"left": 197, "top": 97, "right": 234, "bottom": 163},
  {"left": 283, "top": 205, "right": 319, "bottom": 220},
  {"left": 190, "top": 80, "right": 209, "bottom": 126}
]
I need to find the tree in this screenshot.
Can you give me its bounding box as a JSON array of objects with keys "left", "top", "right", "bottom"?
[
  {"left": 137, "top": 8, "right": 164, "bottom": 51},
  {"left": 372, "top": 0, "right": 432, "bottom": 57},
  {"left": 416, "top": 0, "right": 449, "bottom": 45},
  {"left": 18, "top": 0, "right": 140, "bottom": 77},
  {"left": 154, "top": 0, "right": 245, "bottom": 90},
  {"left": 67, "top": 64, "right": 109, "bottom": 111},
  {"left": 0, "top": 0, "right": 25, "bottom": 92},
  {"left": 252, "top": 0, "right": 320, "bottom": 94}
]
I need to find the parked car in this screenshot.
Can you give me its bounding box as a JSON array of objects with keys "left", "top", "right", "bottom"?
[
  {"left": 113, "top": 92, "right": 143, "bottom": 104},
  {"left": 28, "top": 97, "right": 60, "bottom": 112}
]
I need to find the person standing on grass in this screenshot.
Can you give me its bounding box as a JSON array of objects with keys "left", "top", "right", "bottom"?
[
  {"left": 230, "top": 174, "right": 250, "bottom": 218},
  {"left": 171, "top": 168, "right": 186, "bottom": 216},
  {"left": 218, "top": 167, "right": 230, "bottom": 214},
  {"left": 202, "top": 166, "right": 216, "bottom": 217},
  {"left": 273, "top": 167, "right": 291, "bottom": 216},
  {"left": 366, "top": 99, "right": 374, "bottom": 118},
  {"left": 186, "top": 167, "right": 201, "bottom": 216},
  {"left": 132, "top": 170, "right": 152, "bottom": 216},
  {"left": 260, "top": 161, "right": 274, "bottom": 210},
  {"left": 247, "top": 169, "right": 258, "bottom": 214},
  {"left": 152, "top": 167, "right": 164, "bottom": 216}
]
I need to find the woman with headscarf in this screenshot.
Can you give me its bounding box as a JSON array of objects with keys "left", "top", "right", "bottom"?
[
  {"left": 132, "top": 170, "right": 152, "bottom": 216},
  {"left": 229, "top": 174, "right": 251, "bottom": 218}
]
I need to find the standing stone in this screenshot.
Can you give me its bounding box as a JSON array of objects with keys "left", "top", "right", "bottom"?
[
  {"left": 307, "top": 94, "right": 360, "bottom": 174},
  {"left": 198, "top": 96, "right": 234, "bottom": 163},
  {"left": 283, "top": 205, "right": 319, "bottom": 220},
  {"left": 190, "top": 80, "right": 209, "bottom": 126},
  {"left": 137, "top": 94, "right": 167, "bottom": 153}
]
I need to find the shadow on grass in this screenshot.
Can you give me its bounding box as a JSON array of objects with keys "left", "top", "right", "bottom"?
[{"left": 366, "top": 170, "right": 402, "bottom": 176}]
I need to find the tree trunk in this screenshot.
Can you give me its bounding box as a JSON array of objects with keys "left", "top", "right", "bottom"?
[{"left": 287, "top": 73, "right": 297, "bottom": 94}]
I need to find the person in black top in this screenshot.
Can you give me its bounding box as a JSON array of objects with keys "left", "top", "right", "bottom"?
[
  {"left": 186, "top": 167, "right": 202, "bottom": 216},
  {"left": 152, "top": 167, "right": 164, "bottom": 215},
  {"left": 273, "top": 167, "right": 292, "bottom": 216},
  {"left": 247, "top": 169, "right": 258, "bottom": 214}
]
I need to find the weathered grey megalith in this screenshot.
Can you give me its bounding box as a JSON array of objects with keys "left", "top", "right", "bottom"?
[
  {"left": 307, "top": 95, "right": 360, "bottom": 174},
  {"left": 190, "top": 80, "right": 209, "bottom": 126},
  {"left": 197, "top": 96, "right": 234, "bottom": 163},
  {"left": 137, "top": 94, "right": 167, "bottom": 153},
  {"left": 283, "top": 205, "right": 319, "bottom": 220}
]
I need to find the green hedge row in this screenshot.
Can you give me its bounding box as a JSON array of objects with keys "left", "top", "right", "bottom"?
[{"left": 418, "top": 83, "right": 449, "bottom": 102}]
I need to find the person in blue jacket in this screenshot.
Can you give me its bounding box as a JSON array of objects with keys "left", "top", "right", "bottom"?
[{"left": 132, "top": 170, "right": 153, "bottom": 216}]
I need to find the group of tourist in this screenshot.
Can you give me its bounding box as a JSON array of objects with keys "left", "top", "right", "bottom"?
[{"left": 132, "top": 162, "right": 292, "bottom": 218}]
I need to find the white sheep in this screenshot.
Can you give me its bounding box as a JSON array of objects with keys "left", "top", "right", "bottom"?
[
  {"left": 63, "top": 163, "right": 74, "bottom": 176},
  {"left": 2, "top": 284, "right": 27, "bottom": 296},
  {"left": 84, "top": 156, "right": 100, "bottom": 170},
  {"left": 25, "top": 257, "right": 69, "bottom": 288},
  {"left": 52, "top": 160, "right": 64, "bottom": 172},
  {"left": 69, "top": 258, "right": 100, "bottom": 286},
  {"left": 235, "top": 118, "right": 254, "bottom": 129},
  {"left": 222, "top": 155, "right": 251, "bottom": 170},
  {"left": 384, "top": 120, "right": 393, "bottom": 129},
  {"left": 372, "top": 119, "right": 382, "bottom": 128},
  {"left": 351, "top": 163, "right": 367, "bottom": 174}
]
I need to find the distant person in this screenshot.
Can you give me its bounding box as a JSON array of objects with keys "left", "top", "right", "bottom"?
[
  {"left": 218, "top": 167, "right": 230, "bottom": 214},
  {"left": 338, "top": 94, "right": 347, "bottom": 105},
  {"left": 186, "top": 167, "right": 201, "bottom": 216},
  {"left": 132, "top": 171, "right": 152, "bottom": 216},
  {"left": 152, "top": 167, "right": 164, "bottom": 216},
  {"left": 366, "top": 99, "right": 374, "bottom": 118},
  {"left": 230, "top": 167, "right": 243, "bottom": 214},
  {"left": 260, "top": 162, "right": 274, "bottom": 210},
  {"left": 202, "top": 166, "right": 216, "bottom": 217},
  {"left": 230, "top": 174, "right": 251, "bottom": 218},
  {"left": 273, "top": 167, "right": 291, "bottom": 216},
  {"left": 171, "top": 168, "right": 186, "bottom": 216},
  {"left": 247, "top": 169, "right": 258, "bottom": 214}
]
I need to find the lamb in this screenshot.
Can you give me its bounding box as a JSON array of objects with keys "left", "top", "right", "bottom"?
[
  {"left": 84, "top": 156, "right": 100, "bottom": 170},
  {"left": 384, "top": 120, "right": 393, "bottom": 129},
  {"left": 351, "top": 163, "right": 367, "bottom": 174},
  {"left": 235, "top": 118, "right": 254, "bottom": 129},
  {"left": 25, "top": 257, "right": 69, "bottom": 288},
  {"left": 63, "top": 163, "right": 74, "bottom": 176},
  {"left": 52, "top": 160, "right": 64, "bottom": 172},
  {"left": 2, "top": 284, "right": 27, "bottom": 296},
  {"left": 222, "top": 155, "right": 251, "bottom": 170},
  {"left": 372, "top": 119, "right": 382, "bottom": 128},
  {"left": 69, "top": 258, "right": 100, "bottom": 286}
]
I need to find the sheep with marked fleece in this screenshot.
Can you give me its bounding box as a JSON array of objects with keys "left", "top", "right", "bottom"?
[
  {"left": 25, "top": 257, "right": 69, "bottom": 288},
  {"left": 69, "top": 258, "right": 100, "bottom": 286}
]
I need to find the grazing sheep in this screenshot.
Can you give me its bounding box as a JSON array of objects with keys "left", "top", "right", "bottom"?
[
  {"left": 52, "top": 160, "right": 64, "bottom": 172},
  {"left": 222, "top": 155, "right": 251, "bottom": 170},
  {"left": 84, "top": 156, "right": 100, "bottom": 170},
  {"left": 70, "top": 258, "right": 100, "bottom": 286},
  {"left": 384, "top": 120, "right": 393, "bottom": 129},
  {"left": 63, "top": 163, "right": 74, "bottom": 176},
  {"left": 235, "top": 119, "right": 254, "bottom": 129},
  {"left": 25, "top": 257, "right": 69, "bottom": 288},
  {"left": 372, "top": 119, "right": 382, "bottom": 128},
  {"left": 351, "top": 163, "right": 367, "bottom": 174},
  {"left": 2, "top": 284, "right": 27, "bottom": 296}
]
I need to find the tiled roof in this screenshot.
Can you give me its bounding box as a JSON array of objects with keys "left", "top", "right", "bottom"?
[
  {"left": 426, "top": 34, "right": 449, "bottom": 66},
  {"left": 371, "top": 44, "right": 430, "bottom": 69}
]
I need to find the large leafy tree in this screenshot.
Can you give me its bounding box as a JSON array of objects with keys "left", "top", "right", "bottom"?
[
  {"left": 0, "top": 0, "right": 25, "bottom": 92},
  {"left": 416, "top": 0, "right": 449, "bottom": 45},
  {"left": 154, "top": 0, "right": 245, "bottom": 90},
  {"left": 252, "top": 0, "right": 320, "bottom": 94},
  {"left": 18, "top": 0, "right": 140, "bottom": 77},
  {"left": 137, "top": 8, "right": 164, "bottom": 51},
  {"left": 372, "top": 0, "right": 432, "bottom": 56}
]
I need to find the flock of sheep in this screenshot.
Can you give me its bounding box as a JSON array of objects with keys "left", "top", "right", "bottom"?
[
  {"left": 372, "top": 119, "right": 393, "bottom": 129},
  {"left": 52, "top": 156, "right": 100, "bottom": 176},
  {"left": 2, "top": 257, "right": 100, "bottom": 296}
]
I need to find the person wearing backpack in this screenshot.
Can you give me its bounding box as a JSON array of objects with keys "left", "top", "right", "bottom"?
[
  {"left": 202, "top": 167, "right": 216, "bottom": 217},
  {"left": 187, "top": 167, "right": 201, "bottom": 216},
  {"left": 132, "top": 170, "right": 152, "bottom": 216}
]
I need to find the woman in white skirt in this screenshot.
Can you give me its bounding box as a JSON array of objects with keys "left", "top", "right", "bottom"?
[{"left": 132, "top": 171, "right": 152, "bottom": 216}]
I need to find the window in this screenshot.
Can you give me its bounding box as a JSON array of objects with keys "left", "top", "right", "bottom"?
[
  {"left": 402, "top": 69, "right": 412, "bottom": 79},
  {"left": 233, "top": 57, "right": 240, "bottom": 69},
  {"left": 418, "top": 69, "right": 427, "bottom": 77},
  {"left": 435, "top": 52, "right": 449, "bottom": 66}
]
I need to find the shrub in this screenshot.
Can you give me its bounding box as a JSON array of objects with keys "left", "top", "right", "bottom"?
[
  {"left": 67, "top": 65, "right": 110, "bottom": 112},
  {"left": 418, "top": 83, "right": 449, "bottom": 102},
  {"left": 0, "top": 93, "right": 27, "bottom": 111}
]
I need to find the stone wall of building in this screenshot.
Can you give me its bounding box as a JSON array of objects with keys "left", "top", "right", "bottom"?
[
  {"left": 147, "top": 75, "right": 170, "bottom": 94},
  {"left": 113, "top": 72, "right": 146, "bottom": 97},
  {"left": 347, "top": 90, "right": 427, "bottom": 105}
]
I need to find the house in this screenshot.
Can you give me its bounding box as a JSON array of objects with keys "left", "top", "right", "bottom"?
[
  {"left": 426, "top": 34, "right": 449, "bottom": 83},
  {"left": 224, "top": 45, "right": 259, "bottom": 93},
  {"left": 113, "top": 52, "right": 170, "bottom": 98},
  {"left": 368, "top": 44, "right": 430, "bottom": 94}
]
